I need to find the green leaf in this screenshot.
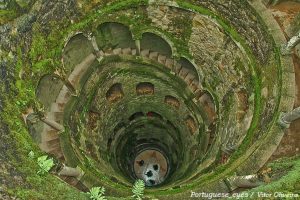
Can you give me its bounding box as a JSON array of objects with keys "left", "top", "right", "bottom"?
[
  {"left": 132, "top": 179, "right": 145, "bottom": 200},
  {"left": 28, "top": 151, "right": 35, "bottom": 159},
  {"left": 37, "top": 155, "right": 55, "bottom": 175},
  {"left": 87, "top": 186, "right": 106, "bottom": 200}
]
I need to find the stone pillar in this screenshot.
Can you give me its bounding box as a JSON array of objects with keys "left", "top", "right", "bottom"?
[
  {"left": 41, "top": 117, "right": 65, "bottom": 132},
  {"left": 58, "top": 165, "right": 84, "bottom": 178},
  {"left": 53, "top": 72, "right": 77, "bottom": 96},
  {"left": 135, "top": 40, "right": 141, "bottom": 55},
  {"left": 282, "top": 31, "right": 300, "bottom": 55},
  {"left": 278, "top": 107, "right": 300, "bottom": 128},
  {"left": 225, "top": 174, "right": 264, "bottom": 191},
  {"left": 63, "top": 78, "right": 77, "bottom": 96},
  {"left": 91, "top": 36, "right": 100, "bottom": 52}
]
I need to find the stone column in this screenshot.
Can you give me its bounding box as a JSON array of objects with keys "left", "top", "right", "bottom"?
[
  {"left": 282, "top": 31, "right": 300, "bottom": 55},
  {"left": 278, "top": 107, "right": 300, "bottom": 128},
  {"left": 58, "top": 165, "right": 84, "bottom": 178},
  {"left": 41, "top": 117, "right": 65, "bottom": 132},
  {"left": 135, "top": 40, "right": 141, "bottom": 55},
  {"left": 225, "top": 174, "right": 264, "bottom": 191},
  {"left": 53, "top": 71, "right": 77, "bottom": 96},
  {"left": 91, "top": 36, "right": 100, "bottom": 52},
  {"left": 62, "top": 78, "right": 77, "bottom": 96}
]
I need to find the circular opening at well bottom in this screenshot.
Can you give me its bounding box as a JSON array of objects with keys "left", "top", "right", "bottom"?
[{"left": 133, "top": 149, "right": 169, "bottom": 186}]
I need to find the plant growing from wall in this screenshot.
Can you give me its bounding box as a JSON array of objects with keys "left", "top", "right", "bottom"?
[
  {"left": 87, "top": 187, "right": 107, "bottom": 200},
  {"left": 37, "top": 155, "right": 55, "bottom": 175},
  {"left": 28, "top": 150, "right": 35, "bottom": 159},
  {"left": 132, "top": 179, "right": 145, "bottom": 200}
]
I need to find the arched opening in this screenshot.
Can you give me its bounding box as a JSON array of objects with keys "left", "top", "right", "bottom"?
[
  {"left": 198, "top": 91, "right": 216, "bottom": 123},
  {"left": 106, "top": 83, "right": 124, "bottom": 103},
  {"left": 129, "top": 112, "right": 144, "bottom": 121},
  {"left": 146, "top": 111, "right": 163, "bottom": 120},
  {"left": 185, "top": 116, "right": 198, "bottom": 135},
  {"left": 178, "top": 58, "right": 200, "bottom": 92},
  {"left": 136, "top": 82, "right": 154, "bottom": 95},
  {"left": 164, "top": 95, "right": 180, "bottom": 109},
  {"left": 62, "top": 33, "right": 95, "bottom": 72},
  {"left": 140, "top": 32, "right": 172, "bottom": 57},
  {"left": 36, "top": 74, "right": 64, "bottom": 109},
  {"left": 96, "top": 22, "right": 135, "bottom": 50}
]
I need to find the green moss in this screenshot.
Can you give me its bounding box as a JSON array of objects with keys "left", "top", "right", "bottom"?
[
  {"left": 0, "top": 9, "right": 18, "bottom": 24},
  {"left": 248, "top": 157, "right": 300, "bottom": 194},
  {"left": 289, "top": 13, "right": 300, "bottom": 36},
  {"left": 1, "top": 0, "right": 285, "bottom": 198},
  {"left": 0, "top": 0, "right": 36, "bottom": 25}
]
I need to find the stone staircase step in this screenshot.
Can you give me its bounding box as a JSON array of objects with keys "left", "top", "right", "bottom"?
[
  {"left": 174, "top": 62, "right": 182, "bottom": 74},
  {"left": 96, "top": 50, "right": 104, "bottom": 57},
  {"left": 46, "top": 138, "right": 61, "bottom": 148},
  {"left": 149, "top": 51, "right": 159, "bottom": 60},
  {"left": 158, "top": 55, "right": 167, "bottom": 64},
  {"left": 122, "top": 48, "right": 132, "bottom": 55},
  {"left": 44, "top": 139, "right": 60, "bottom": 149},
  {"left": 141, "top": 49, "right": 150, "bottom": 57},
  {"left": 131, "top": 49, "right": 137, "bottom": 55},
  {"left": 51, "top": 103, "right": 64, "bottom": 113},
  {"left": 67, "top": 53, "right": 96, "bottom": 89},
  {"left": 48, "top": 148, "right": 64, "bottom": 159},
  {"left": 194, "top": 89, "right": 204, "bottom": 99},
  {"left": 197, "top": 93, "right": 216, "bottom": 123},
  {"left": 190, "top": 80, "right": 200, "bottom": 92},
  {"left": 198, "top": 93, "right": 208, "bottom": 104},
  {"left": 184, "top": 73, "right": 195, "bottom": 85},
  {"left": 53, "top": 112, "right": 64, "bottom": 123},
  {"left": 179, "top": 67, "right": 189, "bottom": 79},
  {"left": 65, "top": 177, "right": 80, "bottom": 186},
  {"left": 45, "top": 129, "right": 60, "bottom": 140},
  {"left": 113, "top": 48, "right": 122, "bottom": 55},
  {"left": 165, "top": 58, "right": 174, "bottom": 69},
  {"left": 55, "top": 85, "right": 72, "bottom": 106}
]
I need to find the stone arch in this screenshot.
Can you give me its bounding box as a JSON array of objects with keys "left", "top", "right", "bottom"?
[
  {"left": 198, "top": 91, "right": 217, "bottom": 123},
  {"left": 140, "top": 32, "right": 173, "bottom": 57},
  {"left": 36, "top": 74, "right": 64, "bottom": 109},
  {"left": 95, "top": 22, "right": 135, "bottom": 50},
  {"left": 185, "top": 116, "right": 198, "bottom": 135},
  {"left": 129, "top": 112, "right": 145, "bottom": 121},
  {"left": 146, "top": 111, "right": 163, "bottom": 120},
  {"left": 106, "top": 83, "right": 124, "bottom": 103},
  {"left": 62, "top": 33, "right": 94, "bottom": 73},
  {"left": 136, "top": 82, "right": 154, "bottom": 95},
  {"left": 164, "top": 95, "right": 180, "bottom": 109},
  {"left": 178, "top": 57, "right": 201, "bottom": 92}
]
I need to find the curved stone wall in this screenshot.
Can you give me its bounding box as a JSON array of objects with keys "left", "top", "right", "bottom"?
[{"left": 0, "top": 0, "right": 298, "bottom": 199}]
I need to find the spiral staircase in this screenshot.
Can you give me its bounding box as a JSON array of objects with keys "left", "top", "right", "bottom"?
[{"left": 0, "top": 0, "right": 299, "bottom": 199}]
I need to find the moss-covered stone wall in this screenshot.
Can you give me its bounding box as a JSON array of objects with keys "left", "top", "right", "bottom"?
[{"left": 0, "top": 0, "right": 298, "bottom": 199}]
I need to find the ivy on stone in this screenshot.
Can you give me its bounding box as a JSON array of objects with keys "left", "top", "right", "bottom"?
[{"left": 37, "top": 155, "right": 54, "bottom": 175}]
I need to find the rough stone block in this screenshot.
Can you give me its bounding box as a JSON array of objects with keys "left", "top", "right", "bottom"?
[
  {"left": 149, "top": 51, "right": 159, "bottom": 60},
  {"left": 158, "top": 54, "right": 167, "bottom": 64},
  {"left": 165, "top": 58, "right": 174, "bottom": 69},
  {"left": 122, "top": 48, "right": 132, "bottom": 55},
  {"left": 113, "top": 48, "right": 122, "bottom": 55},
  {"left": 141, "top": 49, "right": 150, "bottom": 57}
]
